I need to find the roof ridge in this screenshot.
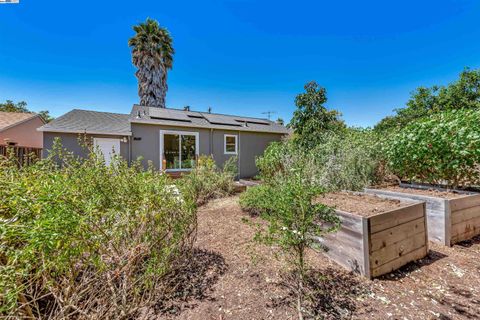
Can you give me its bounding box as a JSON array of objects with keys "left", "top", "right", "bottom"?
[{"left": 71, "top": 108, "right": 129, "bottom": 117}]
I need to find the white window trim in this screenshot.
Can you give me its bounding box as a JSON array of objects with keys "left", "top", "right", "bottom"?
[
  {"left": 159, "top": 130, "right": 200, "bottom": 172},
  {"left": 224, "top": 134, "right": 238, "bottom": 155}
]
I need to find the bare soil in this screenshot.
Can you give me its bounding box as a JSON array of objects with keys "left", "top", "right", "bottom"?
[
  {"left": 316, "top": 191, "right": 404, "bottom": 217},
  {"left": 383, "top": 185, "right": 466, "bottom": 199},
  {"left": 152, "top": 196, "right": 480, "bottom": 320}
]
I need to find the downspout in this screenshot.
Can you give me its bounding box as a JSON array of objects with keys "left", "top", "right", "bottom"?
[
  {"left": 210, "top": 128, "right": 214, "bottom": 156},
  {"left": 128, "top": 135, "right": 132, "bottom": 165},
  {"left": 237, "top": 130, "right": 241, "bottom": 180}
]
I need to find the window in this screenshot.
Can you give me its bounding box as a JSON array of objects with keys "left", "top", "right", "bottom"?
[
  {"left": 160, "top": 130, "right": 199, "bottom": 171},
  {"left": 224, "top": 134, "right": 238, "bottom": 154}
]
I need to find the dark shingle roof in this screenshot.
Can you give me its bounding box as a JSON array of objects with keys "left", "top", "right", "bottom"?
[
  {"left": 130, "top": 105, "right": 289, "bottom": 134},
  {"left": 38, "top": 109, "right": 131, "bottom": 136}
]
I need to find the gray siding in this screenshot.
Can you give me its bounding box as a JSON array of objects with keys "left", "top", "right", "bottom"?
[
  {"left": 238, "top": 131, "right": 283, "bottom": 178},
  {"left": 131, "top": 123, "right": 211, "bottom": 169},
  {"left": 42, "top": 132, "right": 129, "bottom": 160},
  {"left": 43, "top": 125, "right": 284, "bottom": 179}
]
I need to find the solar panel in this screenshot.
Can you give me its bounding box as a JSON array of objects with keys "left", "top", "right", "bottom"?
[
  {"left": 235, "top": 118, "right": 270, "bottom": 125},
  {"left": 149, "top": 108, "right": 191, "bottom": 122},
  {"left": 203, "top": 114, "right": 242, "bottom": 126}
]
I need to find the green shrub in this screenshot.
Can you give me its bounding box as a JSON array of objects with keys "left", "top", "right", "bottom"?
[
  {"left": 179, "top": 155, "right": 237, "bottom": 205},
  {"left": 0, "top": 139, "right": 197, "bottom": 318},
  {"left": 255, "top": 129, "right": 382, "bottom": 192},
  {"left": 383, "top": 109, "right": 480, "bottom": 188},
  {"left": 310, "top": 129, "right": 383, "bottom": 191},
  {"left": 240, "top": 172, "right": 339, "bottom": 318}
]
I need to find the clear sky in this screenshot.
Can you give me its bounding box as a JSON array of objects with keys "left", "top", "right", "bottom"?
[{"left": 1, "top": 0, "right": 479, "bottom": 127}]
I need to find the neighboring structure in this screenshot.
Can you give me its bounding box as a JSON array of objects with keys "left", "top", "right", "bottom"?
[
  {"left": 39, "top": 105, "right": 289, "bottom": 178},
  {"left": 0, "top": 111, "right": 45, "bottom": 148}
]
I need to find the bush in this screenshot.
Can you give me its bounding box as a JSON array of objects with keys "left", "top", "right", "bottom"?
[
  {"left": 240, "top": 172, "right": 339, "bottom": 319},
  {"left": 0, "top": 139, "right": 197, "bottom": 318},
  {"left": 383, "top": 109, "right": 480, "bottom": 188},
  {"left": 255, "top": 129, "right": 382, "bottom": 192},
  {"left": 179, "top": 155, "right": 237, "bottom": 205},
  {"left": 311, "top": 129, "right": 383, "bottom": 191}
]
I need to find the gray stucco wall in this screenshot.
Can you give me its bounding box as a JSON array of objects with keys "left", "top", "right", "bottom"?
[
  {"left": 42, "top": 132, "right": 129, "bottom": 160},
  {"left": 131, "top": 123, "right": 211, "bottom": 169},
  {"left": 131, "top": 124, "right": 283, "bottom": 178}
]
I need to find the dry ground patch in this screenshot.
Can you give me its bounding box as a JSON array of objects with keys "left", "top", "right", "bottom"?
[{"left": 153, "top": 196, "right": 480, "bottom": 320}]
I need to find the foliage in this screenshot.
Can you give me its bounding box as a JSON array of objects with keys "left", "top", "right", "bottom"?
[
  {"left": 179, "top": 155, "right": 237, "bottom": 205},
  {"left": 375, "top": 68, "right": 480, "bottom": 132},
  {"left": 0, "top": 139, "right": 197, "bottom": 318},
  {"left": 310, "top": 129, "right": 384, "bottom": 191},
  {"left": 240, "top": 170, "right": 339, "bottom": 319},
  {"left": 289, "top": 81, "right": 346, "bottom": 149},
  {"left": 256, "top": 129, "right": 383, "bottom": 192},
  {"left": 0, "top": 100, "right": 53, "bottom": 122},
  {"left": 128, "top": 18, "right": 174, "bottom": 108},
  {"left": 383, "top": 109, "right": 480, "bottom": 188}
]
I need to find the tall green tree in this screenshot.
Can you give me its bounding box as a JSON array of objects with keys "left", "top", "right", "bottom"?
[
  {"left": 0, "top": 100, "right": 53, "bottom": 122},
  {"left": 128, "top": 18, "right": 174, "bottom": 108},
  {"left": 289, "top": 81, "right": 345, "bottom": 149},
  {"left": 375, "top": 68, "right": 480, "bottom": 131}
]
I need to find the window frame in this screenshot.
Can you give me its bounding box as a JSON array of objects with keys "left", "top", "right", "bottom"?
[
  {"left": 224, "top": 134, "right": 238, "bottom": 155},
  {"left": 159, "top": 130, "right": 200, "bottom": 171}
]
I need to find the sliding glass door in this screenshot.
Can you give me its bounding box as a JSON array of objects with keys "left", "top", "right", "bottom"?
[{"left": 160, "top": 131, "right": 199, "bottom": 171}]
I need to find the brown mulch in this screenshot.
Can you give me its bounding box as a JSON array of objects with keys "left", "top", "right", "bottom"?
[
  {"left": 151, "top": 196, "right": 480, "bottom": 320},
  {"left": 383, "top": 186, "right": 466, "bottom": 199},
  {"left": 316, "top": 191, "right": 404, "bottom": 217}
]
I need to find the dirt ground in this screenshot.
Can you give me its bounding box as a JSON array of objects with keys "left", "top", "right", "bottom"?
[
  {"left": 316, "top": 192, "right": 404, "bottom": 217},
  {"left": 158, "top": 196, "right": 480, "bottom": 320}
]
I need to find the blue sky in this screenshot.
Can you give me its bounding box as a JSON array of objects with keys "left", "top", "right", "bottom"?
[{"left": 1, "top": 0, "right": 480, "bottom": 127}]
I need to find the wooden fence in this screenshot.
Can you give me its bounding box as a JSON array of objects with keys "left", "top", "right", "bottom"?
[{"left": 0, "top": 145, "right": 42, "bottom": 167}]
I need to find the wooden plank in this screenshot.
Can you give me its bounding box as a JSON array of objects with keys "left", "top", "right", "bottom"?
[
  {"left": 369, "top": 202, "right": 424, "bottom": 233},
  {"left": 371, "top": 245, "right": 428, "bottom": 278},
  {"left": 362, "top": 218, "right": 371, "bottom": 279},
  {"left": 450, "top": 216, "right": 480, "bottom": 240},
  {"left": 450, "top": 194, "right": 480, "bottom": 212},
  {"left": 317, "top": 213, "right": 368, "bottom": 277},
  {"left": 370, "top": 231, "right": 426, "bottom": 268},
  {"left": 451, "top": 226, "right": 480, "bottom": 244},
  {"left": 451, "top": 205, "right": 480, "bottom": 225},
  {"left": 334, "top": 210, "right": 364, "bottom": 234},
  {"left": 364, "top": 188, "right": 445, "bottom": 211},
  {"left": 370, "top": 217, "right": 425, "bottom": 251}
]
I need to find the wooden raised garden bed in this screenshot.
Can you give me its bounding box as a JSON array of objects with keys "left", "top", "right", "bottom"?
[
  {"left": 364, "top": 183, "right": 480, "bottom": 246},
  {"left": 316, "top": 192, "right": 428, "bottom": 279}
]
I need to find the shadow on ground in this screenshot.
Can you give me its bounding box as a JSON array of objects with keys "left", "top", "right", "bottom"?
[
  {"left": 454, "top": 235, "right": 480, "bottom": 248},
  {"left": 378, "top": 249, "right": 448, "bottom": 281},
  {"left": 154, "top": 248, "right": 228, "bottom": 316},
  {"left": 269, "top": 267, "right": 368, "bottom": 319}
]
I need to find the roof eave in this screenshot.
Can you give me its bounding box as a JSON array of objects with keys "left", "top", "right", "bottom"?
[
  {"left": 130, "top": 119, "right": 288, "bottom": 134},
  {"left": 37, "top": 127, "right": 132, "bottom": 136}
]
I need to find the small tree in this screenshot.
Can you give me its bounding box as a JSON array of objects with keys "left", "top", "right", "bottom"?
[
  {"left": 289, "top": 81, "right": 345, "bottom": 149},
  {"left": 241, "top": 170, "right": 339, "bottom": 319}
]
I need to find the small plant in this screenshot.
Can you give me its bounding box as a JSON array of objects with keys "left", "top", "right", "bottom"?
[
  {"left": 240, "top": 171, "right": 339, "bottom": 319},
  {"left": 179, "top": 155, "right": 237, "bottom": 205}
]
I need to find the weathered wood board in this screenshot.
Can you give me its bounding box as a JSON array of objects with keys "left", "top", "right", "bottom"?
[
  {"left": 317, "top": 196, "right": 428, "bottom": 279},
  {"left": 365, "top": 184, "right": 480, "bottom": 246}
]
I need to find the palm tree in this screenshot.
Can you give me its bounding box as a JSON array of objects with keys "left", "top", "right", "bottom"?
[{"left": 128, "top": 18, "right": 174, "bottom": 108}]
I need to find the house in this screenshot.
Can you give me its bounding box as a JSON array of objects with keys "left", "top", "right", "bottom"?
[
  {"left": 0, "top": 111, "right": 45, "bottom": 148},
  {"left": 38, "top": 105, "right": 289, "bottom": 178}
]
